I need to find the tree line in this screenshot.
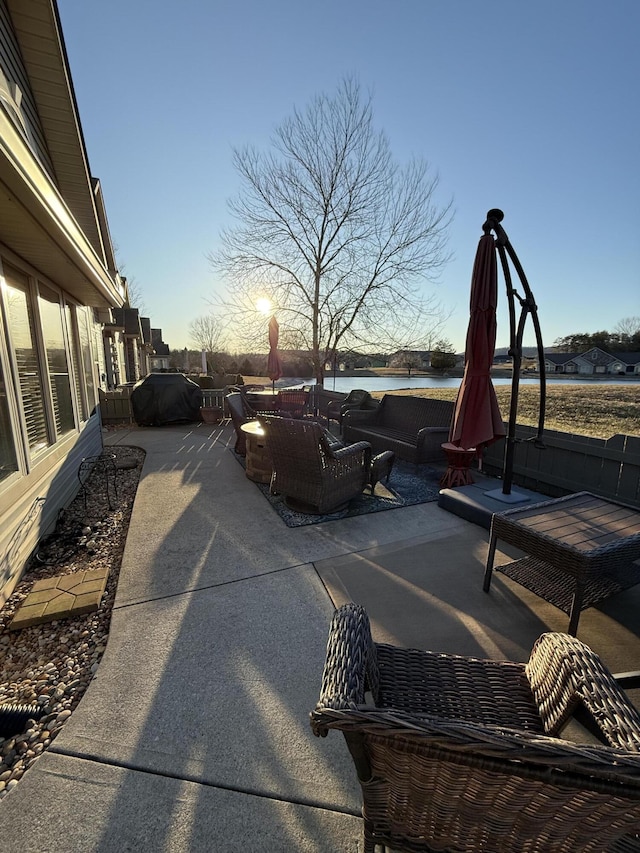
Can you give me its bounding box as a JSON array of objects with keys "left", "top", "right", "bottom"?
[{"left": 552, "top": 317, "right": 640, "bottom": 352}]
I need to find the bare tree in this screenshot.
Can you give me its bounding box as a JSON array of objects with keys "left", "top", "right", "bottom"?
[
  {"left": 113, "top": 246, "right": 147, "bottom": 315},
  {"left": 211, "top": 78, "right": 453, "bottom": 385},
  {"left": 189, "top": 314, "right": 225, "bottom": 353},
  {"left": 613, "top": 316, "right": 640, "bottom": 348},
  {"left": 124, "top": 276, "right": 146, "bottom": 315},
  {"left": 614, "top": 316, "right": 640, "bottom": 336}
]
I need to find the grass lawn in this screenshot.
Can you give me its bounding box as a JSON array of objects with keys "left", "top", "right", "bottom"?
[{"left": 376, "top": 384, "right": 640, "bottom": 440}]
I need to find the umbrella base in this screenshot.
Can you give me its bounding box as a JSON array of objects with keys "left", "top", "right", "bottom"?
[
  {"left": 440, "top": 443, "right": 476, "bottom": 488},
  {"left": 484, "top": 487, "right": 530, "bottom": 504}
]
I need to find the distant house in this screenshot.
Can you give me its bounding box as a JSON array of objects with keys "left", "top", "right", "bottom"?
[
  {"left": 389, "top": 350, "right": 432, "bottom": 369},
  {"left": 150, "top": 330, "right": 171, "bottom": 371},
  {"left": 111, "top": 306, "right": 151, "bottom": 383},
  {"left": 0, "top": 1, "right": 134, "bottom": 605},
  {"left": 543, "top": 348, "right": 640, "bottom": 376}
]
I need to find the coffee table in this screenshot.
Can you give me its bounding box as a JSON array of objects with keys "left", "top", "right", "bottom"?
[{"left": 483, "top": 491, "right": 640, "bottom": 635}]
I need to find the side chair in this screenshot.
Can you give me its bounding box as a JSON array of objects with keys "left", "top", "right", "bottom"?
[
  {"left": 326, "top": 388, "right": 373, "bottom": 430},
  {"left": 311, "top": 603, "right": 640, "bottom": 853},
  {"left": 276, "top": 389, "right": 309, "bottom": 418}
]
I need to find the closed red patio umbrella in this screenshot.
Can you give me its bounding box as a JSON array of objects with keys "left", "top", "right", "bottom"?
[
  {"left": 449, "top": 232, "right": 505, "bottom": 459},
  {"left": 267, "top": 315, "right": 283, "bottom": 393}
]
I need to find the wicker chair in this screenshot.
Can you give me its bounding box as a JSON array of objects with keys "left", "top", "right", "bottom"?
[
  {"left": 261, "top": 417, "right": 371, "bottom": 514},
  {"left": 326, "top": 389, "right": 374, "bottom": 429},
  {"left": 226, "top": 392, "right": 252, "bottom": 455},
  {"left": 311, "top": 603, "right": 640, "bottom": 853},
  {"left": 276, "top": 389, "right": 309, "bottom": 418}
]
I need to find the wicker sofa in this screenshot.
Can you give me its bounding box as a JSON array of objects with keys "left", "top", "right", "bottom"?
[
  {"left": 342, "top": 394, "right": 454, "bottom": 464},
  {"left": 311, "top": 603, "right": 640, "bottom": 853}
]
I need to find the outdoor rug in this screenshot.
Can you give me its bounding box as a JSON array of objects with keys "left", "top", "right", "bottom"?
[{"left": 232, "top": 450, "right": 442, "bottom": 527}]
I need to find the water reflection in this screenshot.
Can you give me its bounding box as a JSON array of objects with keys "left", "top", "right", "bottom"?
[{"left": 318, "top": 374, "right": 634, "bottom": 393}]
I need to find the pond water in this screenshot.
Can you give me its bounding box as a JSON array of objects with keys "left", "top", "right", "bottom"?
[{"left": 315, "top": 375, "right": 637, "bottom": 393}]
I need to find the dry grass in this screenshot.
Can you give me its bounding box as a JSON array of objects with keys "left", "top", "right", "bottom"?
[{"left": 376, "top": 384, "right": 640, "bottom": 440}]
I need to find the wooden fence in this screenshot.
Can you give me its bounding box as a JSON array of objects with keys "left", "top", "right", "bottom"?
[
  {"left": 481, "top": 425, "right": 640, "bottom": 508},
  {"left": 98, "top": 386, "right": 230, "bottom": 424},
  {"left": 98, "top": 387, "right": 135, "bottom": 424}
]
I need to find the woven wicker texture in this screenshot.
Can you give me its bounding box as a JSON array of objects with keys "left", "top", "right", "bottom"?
[
  {"left": 311, "top": 603, "right": 640, "bottom": 853},
  {"left": 342, "top": 395, "right": 454, "bottom": 464},
  {"left": 226, "top": 392, "right": 250, "bottom": 455},
  {"left": 326, "top": 389, "right": 373, "bottom": 427},
  {"left": 275, "top": 389, "right": 309, "bottom": 417},
  {"left": 485, "top": 492, "right": 640, "bottom": 635},
  {"left": 261, "top": 416, "right": 371, "bottom": 514}
]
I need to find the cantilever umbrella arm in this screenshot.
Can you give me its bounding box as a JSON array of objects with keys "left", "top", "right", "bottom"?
[{"left": 483, "top": 209, "right": 546, "bottom": 495}]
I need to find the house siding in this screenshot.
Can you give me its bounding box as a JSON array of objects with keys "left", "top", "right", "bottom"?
[
  {"left": 0, "top": 416, "right": 101, "bottom": 607},
  {"left": 544, "top": 348, "right": 640, "bottom": 375},
  {"left": 0, "top": 2, "right": 54, "bottom": 177},
  {"left": 0, "top": 1, "right": 126, "bottom": 606}
]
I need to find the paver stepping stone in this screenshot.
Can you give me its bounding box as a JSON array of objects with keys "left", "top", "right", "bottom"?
[{"left": 9, "top": 568, "right": 109, "bottom": 630}]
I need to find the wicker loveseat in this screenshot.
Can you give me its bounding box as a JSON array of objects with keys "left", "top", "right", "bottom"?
[
  {"left": 261, "top": 416, "right": 371, "bottom": 514},
  {"left": 311, "top": 603, "right": 640, "bottom": 853},
  {"left": 342, "top": 394, "right": 454, "bottom": 464}
]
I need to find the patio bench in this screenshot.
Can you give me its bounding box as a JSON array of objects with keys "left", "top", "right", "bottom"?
[{"left": 342, "top": 394, "right": 454, "bottom": 464}]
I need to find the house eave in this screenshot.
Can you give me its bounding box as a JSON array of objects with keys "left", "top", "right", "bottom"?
[
  {"left": 0, "top": 111, "right": 123, "bottom": 307},
  {"left": 5, "top": 0, "right": 107, "bottom": 261}
]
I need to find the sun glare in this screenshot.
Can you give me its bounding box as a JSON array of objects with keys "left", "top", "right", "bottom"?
[{"left": 256, "top": 298, "right": 272, "bottom": 315}]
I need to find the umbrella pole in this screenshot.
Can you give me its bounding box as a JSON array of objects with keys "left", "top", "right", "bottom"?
[{"left": 483, "top": 209, "right": 546, "bottom": 502}]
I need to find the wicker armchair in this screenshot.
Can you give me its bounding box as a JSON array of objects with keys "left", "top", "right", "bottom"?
[
  {"left": 311, "top": 603, "right": 640, "bottom": 853},
  {"left": 226, "top": 392, "right": 251, "bottom": 455},
  {"left": 261, "top": 417, "right": 371, "bottom": 514},
  {"left": 326, "top": 389, "right": 374, "bottom": 429}
]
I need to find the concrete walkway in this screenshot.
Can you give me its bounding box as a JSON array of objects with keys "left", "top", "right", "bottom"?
[{"left": 1, "top": 421, "right": 639, "bottom": 851}]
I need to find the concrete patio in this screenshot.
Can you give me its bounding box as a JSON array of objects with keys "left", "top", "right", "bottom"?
[{"left": 1, "top": 420, "right": 639, "bottom": 851}]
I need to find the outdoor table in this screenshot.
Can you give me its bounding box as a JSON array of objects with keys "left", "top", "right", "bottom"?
[
  {"left": 439, "top": 442, "right": 476, "bottom": 488},
  {"left": 240, "top": 420, "right": 272, "bottom": 484},
  {"left": 483, "top": 491, "right": 640, "bottom": 635}
]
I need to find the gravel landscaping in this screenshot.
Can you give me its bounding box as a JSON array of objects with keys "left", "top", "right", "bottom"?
[{"left": 0, "top": 443, "right": 144, "bottom": 799}]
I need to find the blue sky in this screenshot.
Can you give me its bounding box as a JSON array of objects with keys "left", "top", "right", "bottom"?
[{"left": 58, "top": 0, "right": 639, "bottom": 354}]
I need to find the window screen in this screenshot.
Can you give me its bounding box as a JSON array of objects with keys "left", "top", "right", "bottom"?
[{"left": 38, "top": 284, "right": 74, "bottom": 436}]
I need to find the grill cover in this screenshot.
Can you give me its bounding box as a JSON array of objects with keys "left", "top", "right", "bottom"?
[{"left": 131, "top": 374, "right": 203, "bottom": 426}]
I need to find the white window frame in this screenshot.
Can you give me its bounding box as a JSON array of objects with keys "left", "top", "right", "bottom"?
[{"left": 0, "top": 249, "right": 101, "bottom": 480}]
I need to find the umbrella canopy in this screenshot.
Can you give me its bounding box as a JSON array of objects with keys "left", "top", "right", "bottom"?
[
  {"left": 449, "top": 233, "right": 506, "bottom": 453},
  {"left": 266, "top": 315, "right": 283, "bottom": 384}
]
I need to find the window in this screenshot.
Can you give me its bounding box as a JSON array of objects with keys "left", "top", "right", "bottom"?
[
  {"left": 38, "top": 284, "right": 75, "bottom": 435},
  {"left": 65, "top": 303, "right": 88, "bottom": 422},
  {"left": 77, "top": 308, "right": 96, "bottom": 413},
  {"left": 0, "top": 354, "right": 18, "bottom": 482},
  {"left": 3, "top": 264, "right": 50, "bottom": 454}
]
